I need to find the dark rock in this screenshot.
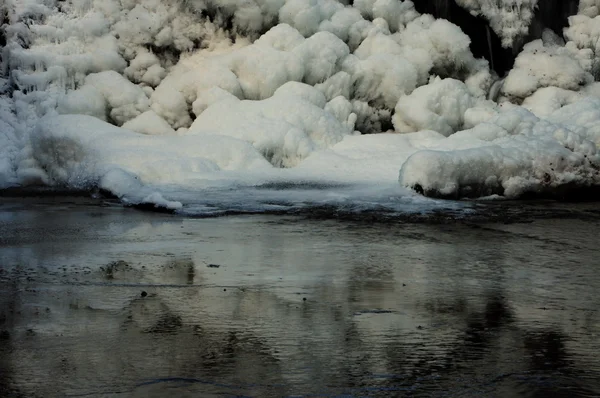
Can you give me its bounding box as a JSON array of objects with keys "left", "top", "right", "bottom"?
[{"left": 141, "top": 291, "right": 147, "bottom": 298}]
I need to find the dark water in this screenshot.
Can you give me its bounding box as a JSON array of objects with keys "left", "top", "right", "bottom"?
[{"left": 0, "top": 198, "right": 599, "bottom": 397}]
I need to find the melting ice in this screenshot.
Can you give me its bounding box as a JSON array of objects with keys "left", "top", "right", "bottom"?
[{"left": 1, "top": 0, "right": 600, "bottom": 215}]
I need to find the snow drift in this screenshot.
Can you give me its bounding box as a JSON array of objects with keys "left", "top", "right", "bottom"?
[{"left": 1, "top": 0, "right": 600, "bottom": 213}]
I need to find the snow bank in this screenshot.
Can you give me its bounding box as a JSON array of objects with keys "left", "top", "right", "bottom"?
[
  {"left": 295, "top": 130, "right": 446, "bottom": 183},
  {"left": 1, "top": 0, "right": 600, "bottom": 209},
  {"left": 399, "top": 103, "right": 600, "bottom": 199},
  {"left": 32, "top": 114, "right": 272, "bottom": 207}
]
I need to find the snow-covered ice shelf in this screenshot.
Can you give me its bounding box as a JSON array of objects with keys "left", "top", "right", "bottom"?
[{"left": 2, "top": 0, "right": 600, "bottom": 214}]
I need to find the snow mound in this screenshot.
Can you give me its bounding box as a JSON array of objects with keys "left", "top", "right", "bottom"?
[
  {"left": 31, "top": 114, "right": 272, "bottom": 207},
  {"left": 188, "top": 82, "right": 355, "bottom": 167},
  {"left": 399, "top": 103, "right": 600, "bottom": 199},
  {"left": 1, "top": 0, "right": 600, "bottom": 209},
  {"left": 84, "top": 71, "right": 150, "bottom": 126},
  {"left": 393, "top": 77, "right": 493, "bottom": 137},
  {"left": 121, "top": 111, "right": 176, "bottom": 136},
  {"left": 502, "top": 40, "right": 593, "bottom": 100}
]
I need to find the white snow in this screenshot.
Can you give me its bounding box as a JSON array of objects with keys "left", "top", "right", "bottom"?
[
  {"left": 188, "top": 82, "right": 355, "bottom": 167},
  {"left": 0, "top": 97, "right": 21, "bottom": 187},
  {"left": 121, "top": 111, "right": 176, "bottom": 136},
  {"left": 393, "top": 77, "right": 491, "bottom": 137},
  {"left": 84, "top": 71, "right": 150, "bottom": 125},
  {"left": 32, "top": 114, "right": 272, "bottom": 203},
  {"left": 1, "top": 0, "right": 600, "bottom": 212},
  {"left": 502, "top": 40, "right": 593, "bottom": 100},
  {"left": 399, "top": 103, "right": 600, "bottom": 198},
  {"left": 456, "top": 0, "right": 537, "bottom": 48}
]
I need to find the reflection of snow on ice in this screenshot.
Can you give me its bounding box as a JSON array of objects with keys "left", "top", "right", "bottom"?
[{"left": 1, "top": 0, "right": 600, "bottom": 212}]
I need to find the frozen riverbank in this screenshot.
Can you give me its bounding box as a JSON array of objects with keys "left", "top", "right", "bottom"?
[
  {"left": 3, "top": 1, "right": 600, "bottom": 204},
  {"left": 1, "top": 198, "right": 599, "bottom": 397}
]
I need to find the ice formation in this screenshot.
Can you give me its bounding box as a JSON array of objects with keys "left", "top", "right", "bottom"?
[
  {"left": 456, "top": 0, "right": 538, "bottom": 48},
  {"left": 1, "top": 0, "right": 600, "bottom": 213}
]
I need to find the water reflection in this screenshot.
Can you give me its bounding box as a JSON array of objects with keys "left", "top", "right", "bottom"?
[{"left": 0, "top": 201, "right": 599, "bottom": 397}]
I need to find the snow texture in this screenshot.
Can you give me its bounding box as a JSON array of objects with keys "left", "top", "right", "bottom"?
[
  {"left": 456, "top": 0, "right": 537, "bottom": 48},
  {"left": 1, "top": 0, "right": 600, "bottom": 210}
]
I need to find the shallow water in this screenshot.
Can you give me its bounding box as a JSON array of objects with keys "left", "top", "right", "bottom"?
[{"left": 1, "top": 198, "right": 599, "bottom": 397}]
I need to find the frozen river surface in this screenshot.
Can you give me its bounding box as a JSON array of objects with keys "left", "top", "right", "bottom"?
[{"left": 0, "top": 197, "right": 599, "bottom": 397}]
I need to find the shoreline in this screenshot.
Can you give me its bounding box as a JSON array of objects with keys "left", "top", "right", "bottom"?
[{"left": 2, "top": 187, "right": 600, "bottom": 224}]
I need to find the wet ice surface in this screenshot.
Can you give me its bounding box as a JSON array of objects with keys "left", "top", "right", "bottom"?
[
  {"left": 161, "top": 182, "right": 471, "bottom": 218},
  {"left": 1, "top": 198, "right": 600, "bottom": 397}
]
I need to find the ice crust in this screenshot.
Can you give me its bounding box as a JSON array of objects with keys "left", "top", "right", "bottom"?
[{"left": 1, "top": 0, "right": 600, "bottom": 211}]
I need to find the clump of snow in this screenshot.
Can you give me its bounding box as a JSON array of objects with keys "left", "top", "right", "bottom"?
[
  {"left": 188, "top": 82, "right": 355, "bottom": 167},
  {"left": 342, "top": 53, "right": 418, "bottom": 109},
  {"left": 372, "top": 0, "right": 419, "bottom": 33},
  {"left": 84, "top": 71, "right": 150, "bottom": 125},
  {"left": 150, "top": 84, "right": 192, "bottom": 129},
  {"left": 291, "top": 31, "right": 350, "bottom": 85},
  {"left": 393, "top": 77, "right": 493, "bottom": 137},
  {"left": 124, "top": 50, "right": 166, "bottom": 87},
  {"left": 522, "top": 87, "right": 582, "bottom": 118},
  {"left": 315, "top": 71, "right": 352, "bottom": 101},
  {"left": 148, "top": 23, "right": 347, "bottom": 128},
  {"left": 578, "top": 0, "right": 600, "bottom": 18},
  {"left": 226, "top": 44, "right": 304, "bottom": 100},
  {"left": 325, "top": 96, "right": 357, "bottom": 131},
  {"left": 548, "top": 97, "right": 600, "bottom": 147},
  {"left": 398, "top": 15, "right": 475, "bottom": 78},
  {"left": 274, "top": 81, "right": 328, "bottom": 108},
  {"left": 564, "top": 14, "right": 600, "bottom": 78},
  {"left": 399, "top": 103, "right": 600, "bottom": 198},
  {"left": 502, "top": 40, "right": 593, "bottom": 100},
  {"left": 253, "top": 23, "right": 305, "bottom": 50},
  {"left": 31, "top": 114, "right": 272, "bottom": 202},
  {"left": 456, "top": 0, "right": 537, "bottom": 48},
  {"left": 279, "top": 0, "right": 344, "bottom": 37},
  {"left": 57, "top": 85, "right": 107, "bottom": 121},
  {"left": 192, "top": 87, "right": 240, "bottom": 117},
  {"left": 121, "top": 111, "right": 176, "bottom": 136}
]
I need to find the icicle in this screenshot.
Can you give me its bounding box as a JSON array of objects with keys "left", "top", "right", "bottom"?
[
  {"left": 487, "top": 78, "right": 504, "bottom": 102},
  {"left": 486, "top": 24, "right": 494, "bottom": 73}
]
